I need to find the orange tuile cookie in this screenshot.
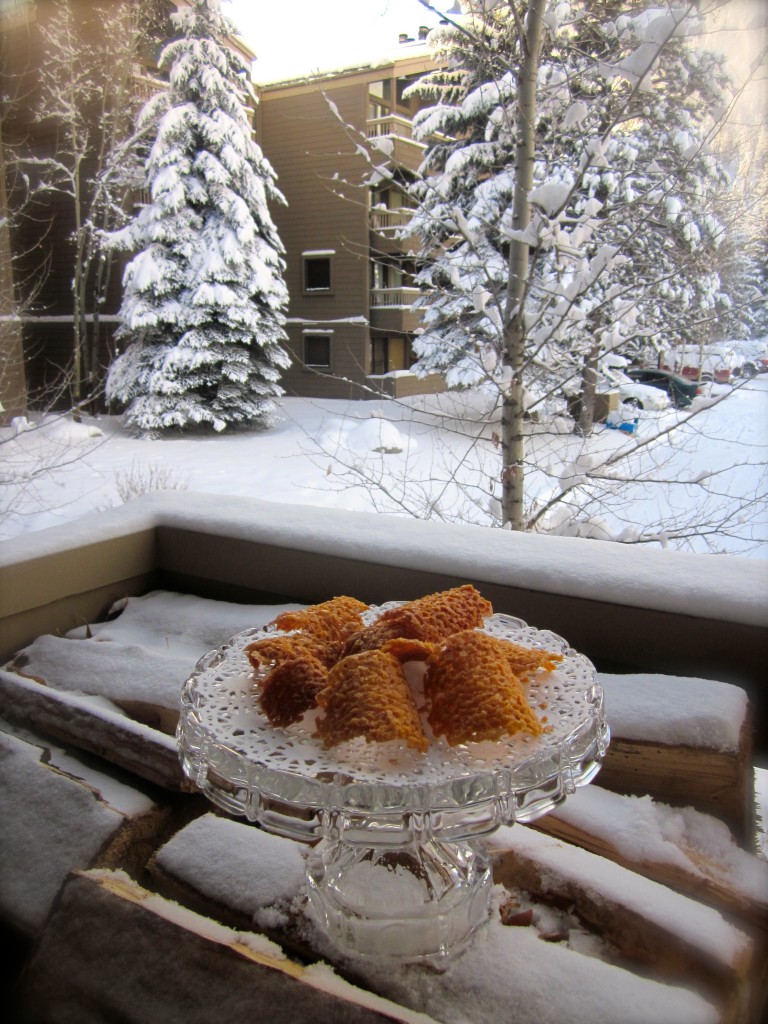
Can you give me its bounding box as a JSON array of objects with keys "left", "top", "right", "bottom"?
[
  {"left": 499, "top": 639, "right": 563, "bottom": 680},
  {"left": 378, "top": 584, "right": 493, "bottom": 643},
  {"left": 245, "top": 632, "right": 340, "bottom": 673},
  {"left": 342, "top": 585, "right": 492, "bottom": 655},
  {"left": 424, "top": 630, "right": 544, "bottom": 746},
  {"left": 381, "top": 637, "right": 437, "bottom": 663},
  {"left": 271, "top": 596, "right": 369, "bottom": 644},
  {"left": 315, "top": 650, "right": 429, "bottom": 752},
  {"left": 258, "top": 654, "right": 329, "bottom": 729},
  {"left": 247, "top": 589, "right": 561, "bottom": 750},
  {"left": 342, "top": 613, "right": 423, "bottom": 656}
]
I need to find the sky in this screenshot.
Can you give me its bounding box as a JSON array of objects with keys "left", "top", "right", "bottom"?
[{"left": 226, "top": 0, "right": 458, "bottom": 82}]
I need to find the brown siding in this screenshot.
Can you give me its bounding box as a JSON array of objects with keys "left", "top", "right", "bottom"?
[
  {"left": 258, "top": 55, "right": 441, "bottom": 402},
  {"left": 260, "top": 82, "right": 372, "bottom": 396},
  {"left": 0, "top": 117, "right": 27, "bottom": 419},
  {"left": 282, "top": 321, "right": 372, "bottom": 399}
]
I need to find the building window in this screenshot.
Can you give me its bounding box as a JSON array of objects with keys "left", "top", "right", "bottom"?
[
  {"left": 304, "top": 333, "right": 332, "bottom": 369},
  {"left": 303, "top": 251, "right": 334, "bottom": 293}
]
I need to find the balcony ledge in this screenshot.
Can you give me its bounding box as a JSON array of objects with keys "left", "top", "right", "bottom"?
[{"left": 3, "top": 491, "right": 766, "bottom": 625}]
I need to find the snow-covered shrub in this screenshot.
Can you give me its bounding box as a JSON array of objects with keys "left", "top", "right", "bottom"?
[{"left": 112, "top": 459, "right": 189, "bottom": 504}]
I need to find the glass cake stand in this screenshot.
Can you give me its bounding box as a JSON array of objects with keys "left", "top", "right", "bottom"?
[{"left": 177, "top": 610, "right": 609, "bottom": 963}]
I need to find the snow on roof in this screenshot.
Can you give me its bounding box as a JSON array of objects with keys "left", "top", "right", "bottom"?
[{"left": 254, "top": 38, "right": 432, "bottom": 88}]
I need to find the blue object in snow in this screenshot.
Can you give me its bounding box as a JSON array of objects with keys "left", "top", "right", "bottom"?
[{"left": 606, "top": 417, "right": 639, "bottom": 434}]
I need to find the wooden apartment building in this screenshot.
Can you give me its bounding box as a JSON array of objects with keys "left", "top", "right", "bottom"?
[{"left": 255, "top": 37, "right": 445, "bottom": 400}]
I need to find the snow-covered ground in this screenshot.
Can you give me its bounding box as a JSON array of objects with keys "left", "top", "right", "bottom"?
[{"left": 1, "top": 376, "right": 766, "bottom": 557}]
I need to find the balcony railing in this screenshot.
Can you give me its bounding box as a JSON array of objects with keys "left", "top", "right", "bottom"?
[
  {"left": 133, "top": 71, "right": 167, "bottom": 103},
  {"left": 370, "top": 286, "right": 421, "bottom": 308},
  {"left": 370, "top": 207, "right": 417, "bottom": 234},
  {"left": 366, "top": 114, "right": 424, "bottom": 143}
]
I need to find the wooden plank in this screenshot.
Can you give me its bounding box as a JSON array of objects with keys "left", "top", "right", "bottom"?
[
  {"left": 598, "top": 717, "right": 754, "bottom": 843},
  {"left": 533, "top": 789, "right": 768, "bottom": 937},
  {"left": 489, "top": 827, "right": 755, "bottom": 1024},
  {"left": 18, "top": 869, "right": 436, "bottom": 1024},
  {"left": 0, "top": 670, "right": 189, "bottom": 791}
]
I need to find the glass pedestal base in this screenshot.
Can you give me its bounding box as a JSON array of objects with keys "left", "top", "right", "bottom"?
[{"left": 306, "top": 837, "right": 492, "bottom": 962}]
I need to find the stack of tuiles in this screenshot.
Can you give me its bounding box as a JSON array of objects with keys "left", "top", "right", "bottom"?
[{"left": 245, "top": 586, "right": 561, "bottom": 751}]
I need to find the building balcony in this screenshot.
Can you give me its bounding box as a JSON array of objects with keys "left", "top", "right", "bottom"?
[
  {"left": 132, "top": 71, "right": 167, "bottom": 103},
  {"left": 370, "top": 207, "right": 420, "bottom": 254},
  {"left": 370, "top": 286, "right": 423, "bottom": 332},
  {"left": 366, "top": 113, "right": 419, "bottom": 142},
  {"left": 370, "top": 207, "right": 415, "bottom": 234},
  {"left": 370, "top": 285, "right": 420, "bottom": 308},
  {"left": 366, "top": 114, "right": 426, "bottom": 173}
]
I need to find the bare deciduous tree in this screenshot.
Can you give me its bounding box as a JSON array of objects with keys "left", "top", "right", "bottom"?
[{"left": 16, "top": 0, "right": 167, "bottom": 411}]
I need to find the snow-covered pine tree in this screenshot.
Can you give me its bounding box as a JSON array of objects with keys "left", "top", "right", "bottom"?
[
  {"left": 407, "top": 2, "right": 733, "bottom": 435},
  {"left": 106, "top": 0, "right": 290, "bottom": 433}
]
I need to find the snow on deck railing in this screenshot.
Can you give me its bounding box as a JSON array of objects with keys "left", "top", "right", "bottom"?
[
  {"left": 6, "top": 492, "right": 765, "bottom": 630},
  {"left": 370, "top": 286, "right": 420, "bottom": 308},
  {"left": 366, "top": 115, "right": 422, "bottom": 142},
  {"left": 370, "top": 208, "right": 416, "bottom": 233}
]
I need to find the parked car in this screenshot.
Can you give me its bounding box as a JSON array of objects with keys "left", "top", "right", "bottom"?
[
  {"left": 616, "top": 379, "right": 671, "bottom": 411},
  {"left": 732, "top": 339, "right": 768, "bottom": 377},
  {"left": 625, "top": 367, "right": 701, "bottom": 408},
  {"left": 597, "top": 356, "right": 671, "bottom": 412},
  {"left": 660, "top": 343, "right": 737, "bottom": 384}
]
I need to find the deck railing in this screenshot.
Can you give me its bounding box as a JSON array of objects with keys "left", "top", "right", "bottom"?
[
  {"left": 370, "top": 286, "right": 421, "bottom": 308},
  {"left": 366, "top": 114, "right": 423, "bottom": 142},
  {"left": 370, "top": 207, "right": 416, "bottom": 233}
]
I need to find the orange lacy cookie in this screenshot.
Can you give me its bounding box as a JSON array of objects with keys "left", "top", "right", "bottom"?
[
  {"left": 258, "top": 655, "right": 328, "bottom": 729},
  {"left": 341, "top": 613, "right": 423, "bottom": 655},
  {"left": 315, "top": 650, "right": 429, "bottom": 752},
  {"left": 498, "top": 639, "right": 563, "bottom": 680},
  {"left": 343, "top": 584, "right": 492, "bottom": 655},
  {"left": 271, "top": 596, "right": 369, "bottom": 644},
  {"left": 381, "top": 584, "right": 493, "bottom": 641},
  {"left": 424, "top": 630, "right": 545, "bottom": 745},
  {"left": 245, "top": 631, "right": 340, "bottom": 673}
]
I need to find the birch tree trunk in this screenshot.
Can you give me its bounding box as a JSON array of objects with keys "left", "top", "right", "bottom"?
[
  {"left": 577, "top": 323, "right": 601, "bottom": 437},
  {"left": 501, "top": 0, "right": 546, "bottom": 530}
]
